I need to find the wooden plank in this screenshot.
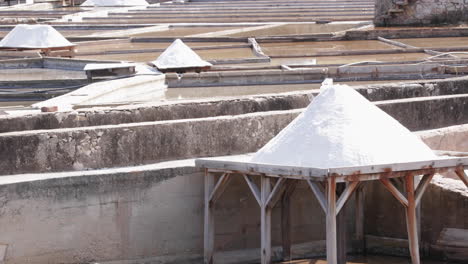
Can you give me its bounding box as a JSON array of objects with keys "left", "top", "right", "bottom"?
[
  {"left": 336, "top": 181, "right": 359, "bottom": 215},
  {"left": 328, "top": 156, "right": 468, "bottom": 176},
  {"left": 281, "top": 180, "right": 296, "bottom": 262},
  {"left": 261, "top": 176, "right": 272, "bottom": 264},
  {"left": 455, "top": 166, "right": 468, "bottom": 188},
  {"left": 266, "top": 177, "right": 287, "bottom": 209},
  {"left": 414, "top": 173, "right": 435, "bottom": 206},
  {"left": 243, "top": 174, "right": 262, "bottom": 206},
  {"left": 380, "top": 178, "right": 408, "bottom": 207},
  {"left": 326, "top": 176, "right": 338, "bottom": 264},
  {"left": 196, "top": 158, "right": 329, "bottom": 178},
  {"left": 204, "top": 170, "right": 216, "bottom": 264},
  {"left": 405, "top": 174, "right": 421, "bottom": 264},
  {"left": 196, "top": 156, "right": 468, "bottom": 180},
  {"left": 307, "top": 179, "right": 328, "bottom": 213},
  {"left": 209, "top": 173, "right": 231, "bottom": 204}
]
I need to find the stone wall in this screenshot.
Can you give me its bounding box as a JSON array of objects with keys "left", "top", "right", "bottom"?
[{"left": 375, "top": 0, "right": 468, "bottom": 26}]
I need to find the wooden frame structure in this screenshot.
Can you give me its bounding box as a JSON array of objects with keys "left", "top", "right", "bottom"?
[
  {"left": 195, "top": 154, "right": 468, "bottom": 264},
  {"left": 0, "top": 46, "right": 76, "bottom": 58}
]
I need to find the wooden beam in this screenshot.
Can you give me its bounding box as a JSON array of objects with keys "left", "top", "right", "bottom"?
[
  {"left": 204, "top": 170, "right": 215, "bottom": 264},
  {"left": 243, "top": 174, "right": 262, "bottom": 206},
  {"left": 261, "top": 175, "right": 272, "bottom": 264},
  {"left": 336, "top": 181, "right": 360, "bottom": 215},
  {"left": 415, "top": 173, "right": 434, "bottom": 206},
  {"left": 455, "top": 166, "right": 468, "bottom": 188},
  {"left": 209, "top": 173, "right": 231, "bottom": 204},
  {"left": 307, "top": 179, "right": 328, "bottom": 213},
  {"left": 326, "top": 176, "right": 338, "bottom": 264},
  {"left": 405, "top": 174, "right": 421, "bottom": 264},
  {"left": 380, "top": 178, "right": 409, "bottom": 207},
  {"left": 266, "top": 177, "right": 287, "bottom": 209},
  {"left": 281, "top": 180, "right": 296, "bottom": 262}
]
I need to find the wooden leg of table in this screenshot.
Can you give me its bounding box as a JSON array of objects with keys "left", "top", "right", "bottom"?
[
  {"left": 204, "top": 171, "right": 215, "bottom": 264},
  {"left": 455, "top": 167, "right": 468, "bottom": 188},
  {"left": 261, "top": 176, "right": 272, "bottom": 264},
  {"left": 326, "top": 176, "right": 338, "bottom": 264},
  {"left": 405, "top": 174, "right": 420, "bottom": 264},
  {"left": 336, "top": 183, "right": 347, "bottom": 264},
  {"left": 281, "top": 181, "right": 296, "bottom": 261},
  {"left": 355, "top": 184, "right": 366, "bottom": 254}
]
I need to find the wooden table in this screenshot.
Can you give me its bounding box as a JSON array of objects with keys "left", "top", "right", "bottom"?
[{"left": 195, "top": 154, "right": 468, "bottom": 264}]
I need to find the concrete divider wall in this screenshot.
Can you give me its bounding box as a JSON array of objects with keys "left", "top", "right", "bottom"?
[
  {"left": 2, "top": 94, "right": 468, "bottom": 175},
  {"left": 3, "top": 76, "right": 468, "bottom": 133},
  {"left": 0, "top": 125, "right": 467, "bottom": 263},
  {"left": 0, "top": 163, "right": 339, "bottom": 264},
  {"left": 0, "top": 93, "right": 312, "bottom": 133}
]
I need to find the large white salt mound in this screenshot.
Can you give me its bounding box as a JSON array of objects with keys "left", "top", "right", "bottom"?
[
  {"left": 251, "top": 84, "right": 436, "bottom": 168},
  {"left": 81, "top": 0, "right": 148, "bottom": 6},
  {"left": 0, "top": 24, "right": 74, "bottom": 49},
  {"left": 151, "top": 39, "right": 212, "bottom": 70}
]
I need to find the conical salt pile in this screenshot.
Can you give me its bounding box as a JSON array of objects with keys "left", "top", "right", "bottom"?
[
  {"left": 81, "top": 0, "right": 148, "bottom": 6},
  {"left": 0, "top": 24, "right": 74, "bottom": 49},
  {"left": 251, "top": 83, "right": 436, "bottom": 168},
  {"left": 151, "top": 39, "right": 212, "bottom": 70}
]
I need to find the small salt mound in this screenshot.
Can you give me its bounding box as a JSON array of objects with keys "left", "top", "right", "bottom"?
[
  {"left": 151, "top": 39, "right": 212, "bottom": 70},
  {"left": 0, "top": 24, "right": 74, "bottom": 49},
  {"left": 81, "top": 0, "right": 148, "bottom": 6},
  {"left": 251, "top": 84, "right": 436, "bottom": 168}
]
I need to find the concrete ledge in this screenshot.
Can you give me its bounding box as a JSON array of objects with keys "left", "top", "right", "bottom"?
[
  {"left": 1, "top": 92, "right": 468, "bottom": 175},
  {"left": 0, "top": 92, "right": 312, "bottom": 133}
]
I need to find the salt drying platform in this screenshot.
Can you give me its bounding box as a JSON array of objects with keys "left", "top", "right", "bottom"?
[{"left": 1, "top": 0, "right": 468, "bottom": 264}]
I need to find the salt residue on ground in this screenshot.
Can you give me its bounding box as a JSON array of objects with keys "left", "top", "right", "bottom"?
[
  {"left": 151, "top": 39, "right": 212, "bottom": 70},
  {"left": 0, "top": 24, "right": 74, "bottom": 49},
  {"left": 251, "top": 83, "right": 436, "bottom": 168},
  {"left": 81, "top": 0, "right": 148, "bottom": 7}
]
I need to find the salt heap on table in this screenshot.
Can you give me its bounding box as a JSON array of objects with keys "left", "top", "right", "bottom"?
[
  {"left": 81, "top": 0, "right": 148, "bottom": 6},
  {"left": 0, "top": 24, "right": 74, "bottom": 49},
  {"left": 151, "top": 39, "right": 212, "bottom": 70},
  {"left": 251, "top": 82, "right": 436, "bottom": 168}
]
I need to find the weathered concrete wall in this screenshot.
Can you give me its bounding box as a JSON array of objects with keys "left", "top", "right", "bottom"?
[
  {"left": 375, "top": 0, "right": 468, "bottom": 26},
  {"left": 3, "top": 76, "right": 468, "bottom": 133},
  {"left": 1, "top": 93, "right": 468, "bottom": 175},
  {"left": 0, "top": 161, "right": 341, "bottom": 264},
  {"left": 0, "top": 124, "right": 467, "bottom": 263}
]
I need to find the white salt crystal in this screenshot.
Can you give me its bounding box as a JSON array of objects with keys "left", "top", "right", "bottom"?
[
  {"left": 81, "top": 0, "right": 148, "bottom": 6},
  {"left": 251, "top": 84, "right": 436, "bottom": 168},
  {"left": 151, "top": 39, "right": 212, "bottom": 70},
  {"left": 0, "top": 24, "right": 74, "bottom": 49}
]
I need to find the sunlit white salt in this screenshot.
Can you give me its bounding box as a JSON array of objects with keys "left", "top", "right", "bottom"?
[{"left": 251, "top": 84, "right": 436, "bottom": 168}]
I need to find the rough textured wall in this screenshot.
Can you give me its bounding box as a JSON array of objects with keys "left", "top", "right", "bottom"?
[
  {"left": 0, "top": 164, "right": 343, "bottom": 264},
  {"left": 375, "top": 0, "right": 468, "bottom": 26}
]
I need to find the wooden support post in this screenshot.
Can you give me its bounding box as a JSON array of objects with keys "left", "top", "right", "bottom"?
[
  {"left": 405, "top": 174, "right": 421, "bottom": 264},
  {"left": 281, "top": 181, "right": 296, "bottom": 261},
  {"left": 336, "top": 183, "right": 347, "bottom": 264},
  {"left": 261, "top": 175, "right": 272, "bottom": 264},
  {"left": 455, "top": 166, "right": 468, "bottom": 187},
  {"left": 326, "top": 176, "right": 338, "bottom": 264},
  {"left": 354, "top": 184, "right": 366, "bottom": 254},
  {"left": 243, "top": 174, "right": 262, "bottom": 206},
  {"left": 204, "top": 170, "right": 215, "bottom": 264},
  {"left": 307, "top": 179, "right": 328, "bottom": 213}
]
